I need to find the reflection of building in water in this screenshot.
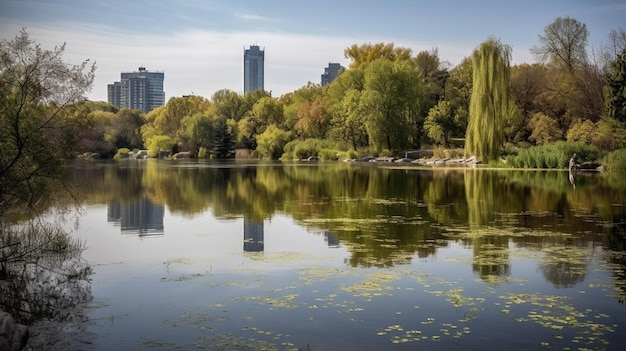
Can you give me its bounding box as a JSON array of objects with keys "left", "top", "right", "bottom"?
[
  {"left": 243, "top": 218, "right": 264, "bottom": 252},
  {"left": 325, "top": 231, "right": 340, "bottom": 247},
  {"left": 107, "top": 198, "right": 164, "bottom": 236}
]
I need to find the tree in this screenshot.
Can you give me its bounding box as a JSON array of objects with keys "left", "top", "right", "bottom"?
[
  {"left": 424, "top": 100, "right": 457, "bottom": 146},
  {"left": 238, "top": 97, "right": 283, "bottom": 150},
  {"left": 599, "top": 28, "right": 626, "bottom": 74},
  {"left": 531, "top": 17, "right": 589, "bottom": 73},
  {"left": 360, "top": 59, "right": 425, "bottom": 152},
  {"left": 294, "top": 98, "right": 331, "bottom": 139},
  {"left": 567, "top": 119, "right": 597, "bottom": 143},
  {"left": 0, "top": 30, "right": 94, "bottom": 301},
  {"left": 145, "top": 135, "right": 173, "bottom": 158},
  {"left": 605, "top": 48, "right": 626, "bottom": 122},
  {"left": 529, "top": 112, "right": 562, "bottom": 145},
  {"left": 282, "top": 82, "right": 325, "bottom": 132},
  {"left": 328, "top": 86, "right": 369, "bottom": 151},
  {"left": 152, "top": 95, "right": 210, "bottom": 138},
  {"left": 465, "top": 37, "right": 511, "bottom": 162},
  {"left": 212, "top": 118, "right": 235, "bottom": 159},
  {"left": 255, "top": 125, "right": 292, "bottom": 159},
  {"left": 0, "top": 29, "right": 95, "bottom": 211},
  {"left": 414, "top": 48, "right": 450, "bottom": 104},
  {"left": 211, "top": 89, "right": 248, "bottom": 121},
  {"left": 344, "top": 42, "right": 412, "bottom": 69},
  {"left": 177, "top": 112, "right": 214, "bottom": 156},
  {"left": 110, "top": 108, "right": 144, "bottom": 149}
]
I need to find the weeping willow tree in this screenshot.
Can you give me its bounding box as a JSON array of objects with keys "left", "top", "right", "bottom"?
[{"left": 465, "top": 37, "right": 512, "bottom": 162}]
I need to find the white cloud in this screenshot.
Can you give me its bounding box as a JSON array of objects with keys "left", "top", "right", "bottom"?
[{"left": 234, "top": 13, "right": 270, "bottom": 21}]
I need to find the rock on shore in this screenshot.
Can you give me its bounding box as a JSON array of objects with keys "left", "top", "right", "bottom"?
[{"left": 0, "top": 311, "right": 29, "bottom": 351}]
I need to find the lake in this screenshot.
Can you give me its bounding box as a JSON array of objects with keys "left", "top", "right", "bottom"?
[{"left": 29, "top": 160, "right": 626, "bottom": 350}]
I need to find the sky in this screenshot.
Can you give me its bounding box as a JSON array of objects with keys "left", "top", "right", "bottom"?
[{"left": 1, "top": 0, "right": 625, "bottom": 103}]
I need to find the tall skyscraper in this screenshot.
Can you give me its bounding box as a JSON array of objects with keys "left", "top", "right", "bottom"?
[
  {"left": 321, "top": 63, "right": 343, "bottom": 86},
  {"left": 107, "top": 67, "right": 165, "bottom": 114},
  {"left": 244, "top": 45, "right": 264, "bottom": 93}
]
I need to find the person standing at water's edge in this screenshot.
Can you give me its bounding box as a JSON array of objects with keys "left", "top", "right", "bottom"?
[
  {"left": 569, "top": 154, "right": 577, "bottom": 172},
  {"left": 569, "top": 154, "right": 577, "bottom": 188}
]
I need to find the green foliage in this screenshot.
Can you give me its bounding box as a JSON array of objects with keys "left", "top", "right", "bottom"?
[
  {"left": 0, "top": 29, "right": 95, "bottom": 212},
  {"left": 211, "top": 89, "right": 249, "bottom": 122},
  {"left": 318, "top": 148, "right": 339, "bottom": 161},
  {"left": 337, "top": 148, "right": 358, "bottom": 160},
  {"left": 503, "top": 99, "right": 525, "bottom": 143},
  {"left": 529, "top": 112, "right": 563, "bottom": 145},
  {"left": 197, "top": 147, "right": 209, "bottom": 159},
  {"left": 601, "top": 149, "right": 626, "bottom": 172},
  {"left": 327, "top": 77, "right": 369, "bottom": 151},
  {"left": 344, "top": 42, "right": 413, "bottom": 69},
  {"left": 566, "top": 119, "right": 597, "bottom": 143},
  {"left": 113, "top": 148, "right": 131, "bottom": 159},
  {"left": 506, "top": 141, "right": 602, "bottom": 169},
  {"left": 61, "top": 34, "right": 615, "bottom": 164},
  {"left": 84, "top": 100, "right": 118, "bottom": 113},
  {"left": 465, "top": 37, "right": 512, "bottom": 162},
  {"left": 145, "top": 135, "right": 173, "bottom": 158},
  {"left": 212, "top": 119, "right": 235, "bottom": 159},
  {"left": 424, "top": 100, "right": 454, "bottom": 146},
  {"left": 605, "top": 49, "right": 626, "bottom": 123},
  {"left": 282, "top": 138, "right": 334, "bottom": 160},
  {"left": 238, "top": 97, "right": 284, "bottom": 150},
  {"left": 146, "top": 95, "right": 211, "bottom": 141},
  {"left": 282, "top": 82, "right": 326, "bottom": 132},
  {"left": 592, "top": 117, "right": 626, "bottom": 151},
  {"left": 178, "top": 112, "right": 214, "bottom": 156},
  {"left": 255, "top": 125, "right": 292, "bottom": 159},
  {"left": 329, "top": 58, "right": 426, "bottom": 154}
]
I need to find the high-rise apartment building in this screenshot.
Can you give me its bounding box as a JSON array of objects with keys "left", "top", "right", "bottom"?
[
  {"left": 244, "top": 45, "right": 264, "bottom": 93},
  {"left": 321, "top": 63, "right": 343, "bottom": 86},
  {"left": 107, "top": 67, "right": 165, "bottom": 114}
]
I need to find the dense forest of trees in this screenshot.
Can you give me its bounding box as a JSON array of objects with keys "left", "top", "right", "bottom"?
[
  {"left": 71, "top": 17, "right": 624, "bottom": 163},
  {"left": 7, "top": 17, "right": 626, "bottom": 166}
]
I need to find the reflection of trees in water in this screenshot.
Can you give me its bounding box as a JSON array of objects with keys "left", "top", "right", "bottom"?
[
  {"left": 471, "top": 235, "right": 510, "bottom": 278},
  {"left": 70, "top": 161, "right": 625, "bottom": 274},
  {"left": 0, "top": 219, "right": 92, "bottom": 325},
  {"left": 423, "top": 170, "right": 467, "bottom": 225},
  {"left": 464, "top": 170, "right": 511, "bottom": 280},
  {"left": 603, "top": 224, "right": 626, "bottom": 303},
  {"left": 539, "top": 244, "right": 590, "bottom": 288}
]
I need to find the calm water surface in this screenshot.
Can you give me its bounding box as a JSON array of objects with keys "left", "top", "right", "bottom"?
[{"left": 57, "top": 160, "right": 626, "bottom": 350}]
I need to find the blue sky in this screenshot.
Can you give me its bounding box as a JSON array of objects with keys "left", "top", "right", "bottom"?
[{"left": 1, "top": 0, "right": 624, "bottom": 102}]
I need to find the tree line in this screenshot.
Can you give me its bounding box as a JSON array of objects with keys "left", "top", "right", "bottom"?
[
  {"left": 2, "top": 17, "right": 626, "bottom": 211},
  {"left": 71, "top": 17, "right": 625, "bottom": 163}
]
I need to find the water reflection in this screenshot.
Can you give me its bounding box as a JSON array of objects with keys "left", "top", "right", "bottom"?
[
  {"left": 325, "top": 231, "right": 340, "bottom": 247},
  {"left": 67, "top": 160, "right": 626, "bottom": 288},
  {"left": 243, "top": 217, "right": 264, "bottom": 252},
  {"left": 107, "top": 198, "right": 165, "bottom": 236},
  {"left": 57, "top": 160, "right": 626, "bottom": 350}
]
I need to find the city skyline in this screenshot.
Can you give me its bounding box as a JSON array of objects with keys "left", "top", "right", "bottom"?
[{"left": 1, "top": 0, "right": 624, "bottom": 102}]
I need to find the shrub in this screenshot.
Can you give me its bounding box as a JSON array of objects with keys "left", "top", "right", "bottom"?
[
  {"left": 197, "top": 147, "right": 209, "bottom": 159},
  {"left": 113, "top": 148, "right": 130, "bottom": 159},
  {"left": 506, "top": 141, "right": 603, "bottom": 169},
  {"left": 319, "top": 148, "right": 339, "bottom": 161},
  {"left": 281, "top": 138, "right": 333, "bottom": 160},
  {"left": 602, "top": 149, "right": 626, "bottom": 172},
  {"left": 337, "top": 148, "right": 358, "bottom": 160}
]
